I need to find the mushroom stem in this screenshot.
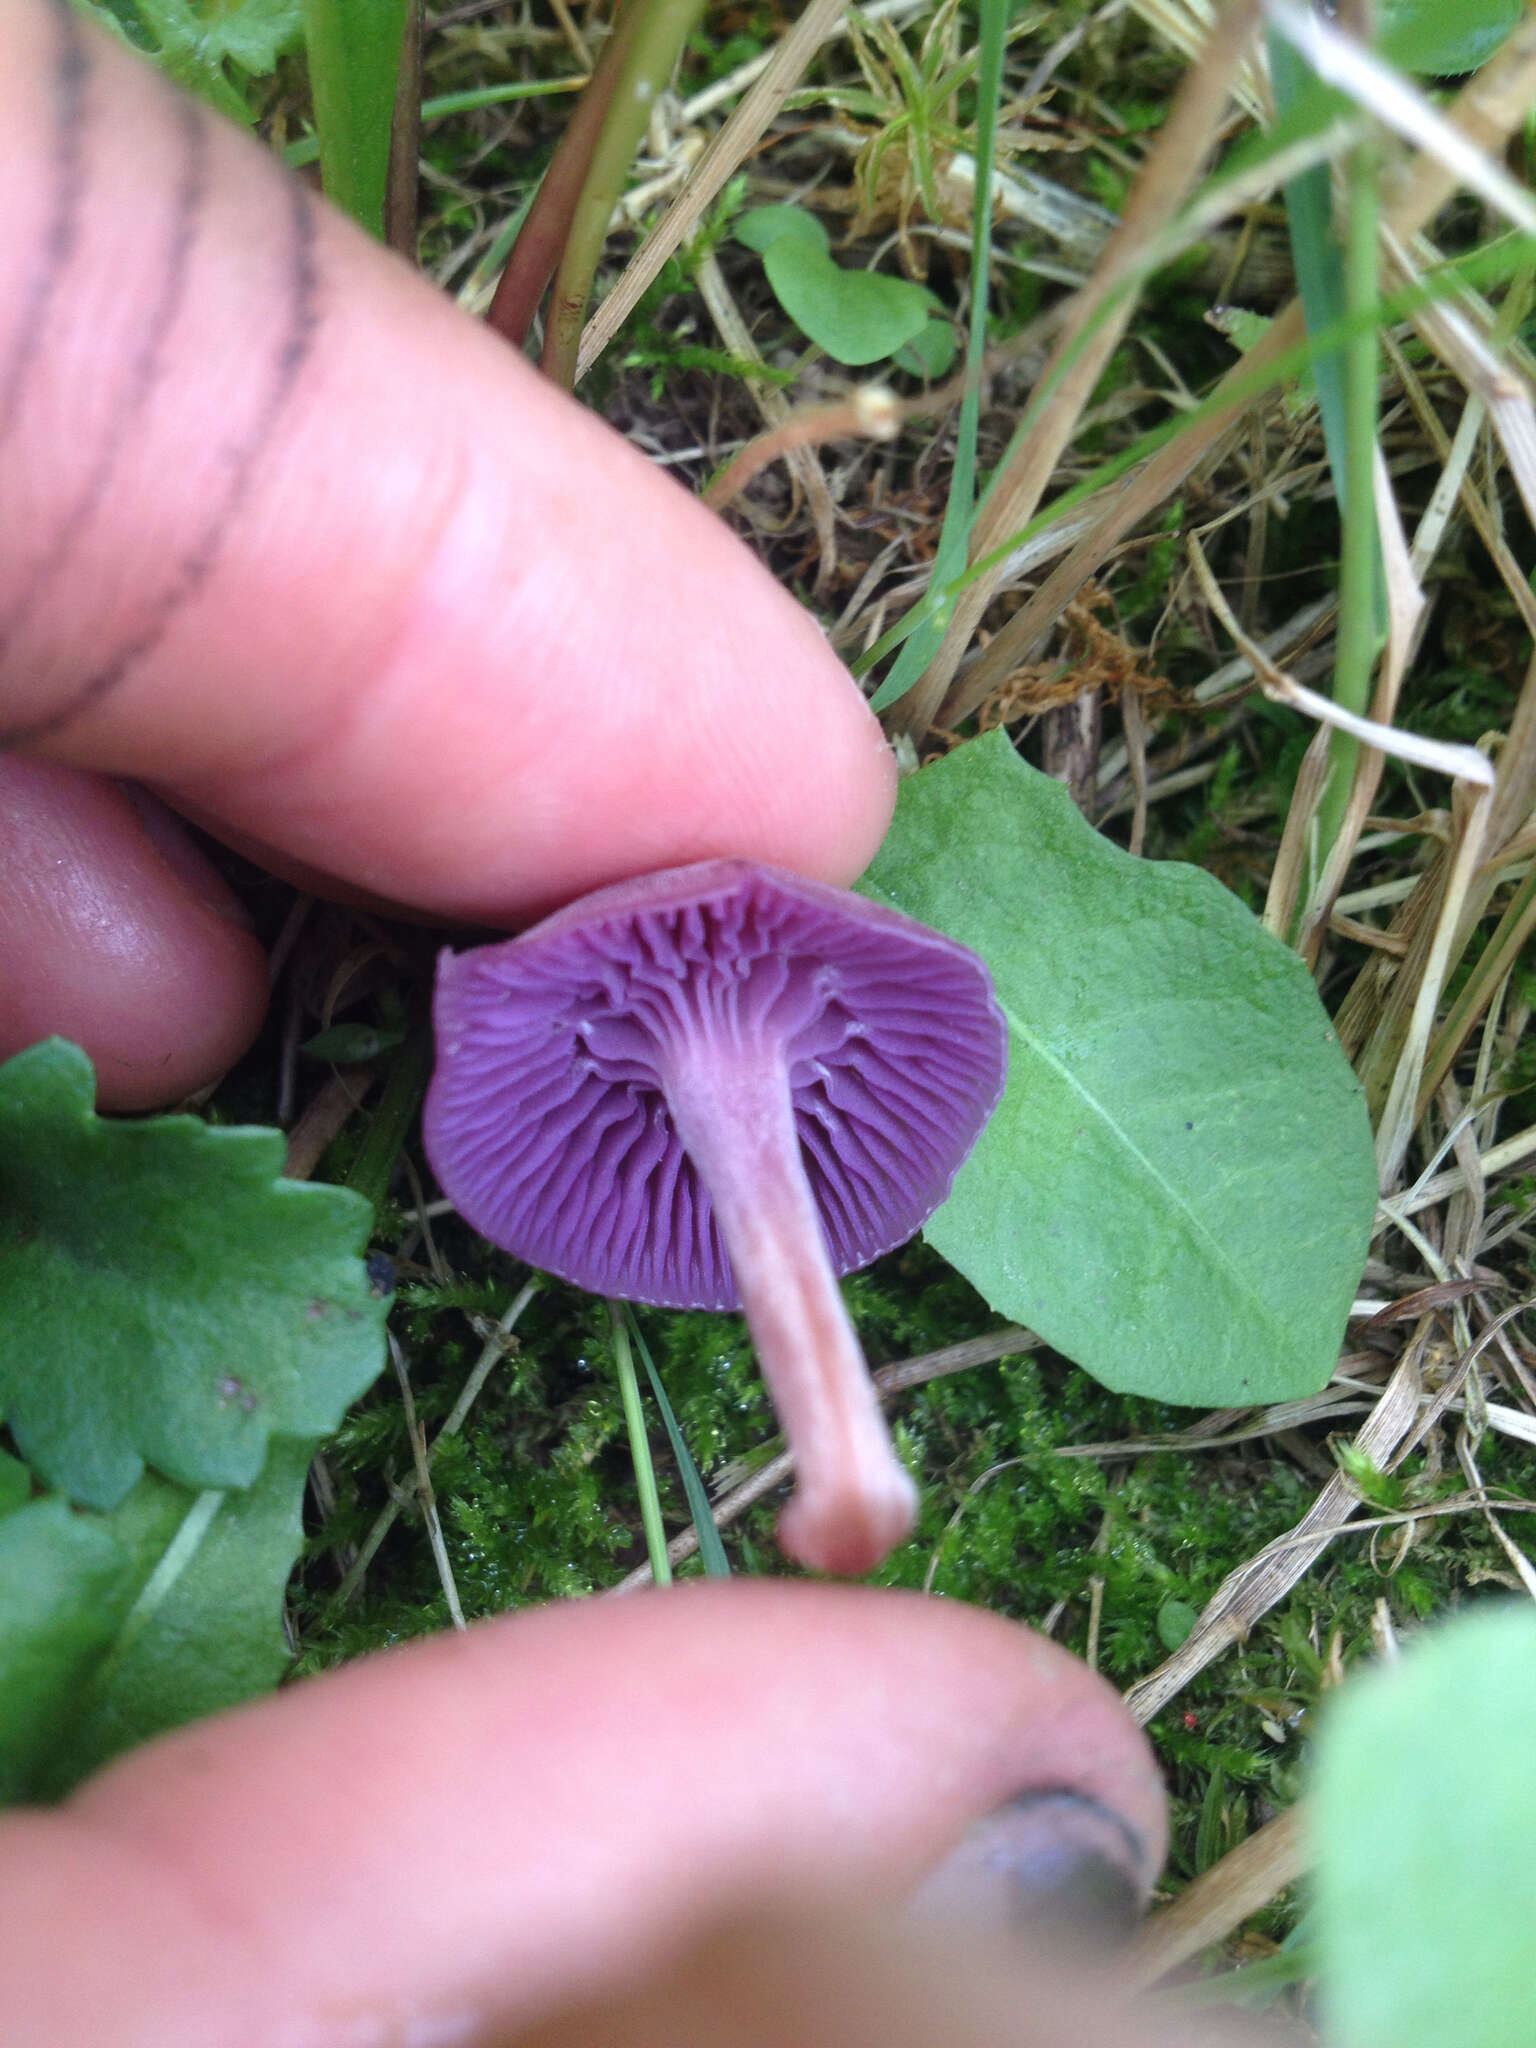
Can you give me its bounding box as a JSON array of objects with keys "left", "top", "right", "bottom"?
[{"left": 665, "top": 1048, "right": 918, "bottom": 1576}]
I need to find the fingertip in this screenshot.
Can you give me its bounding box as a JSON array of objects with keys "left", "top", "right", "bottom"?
[
  {"left": 214, "top": 377, "right": 900, "bottom": 920},
  {"left": 0, "top": 759, "right": 269, "bottom": 1109},
  {"left": 56, "top": 1582, "right": 1163, "bottom": 2040}
]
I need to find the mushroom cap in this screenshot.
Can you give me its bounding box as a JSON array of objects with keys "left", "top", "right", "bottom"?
[{"left": 425, "top": 859, "right": 1006, "bottom": 1309}]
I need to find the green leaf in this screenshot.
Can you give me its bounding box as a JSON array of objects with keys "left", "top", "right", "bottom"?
[
  {"left": 1314, "top": 1604, "right": 1536, "bottom": 2048},
  {"left": 0, "top": 1497, "right": 132, "bottom": 1802},
  {"left": 762, "top": 238, "right": 934, "bottom": 367},
  {"left": 857, "top": 735, "right": 1376, "bottom": 1407},
  {"left": 88, "top": 0, "right": 303, "bottom": 121},
  {"left": 734, "top": 204, "right": 830, "bottom": 257},
  {"left": 1157, "top": 1598, "right": 1200, "bottom": 1651},
  {"left": 188, "top": 0, "right": 302, "bottom": 71},
  {"left": 301, "top": 1022, "right": 406, "bottom": 1063},
  {"left": 28, "top": 1440, "right": 315, "bottom": 1798},
  {"left": 1333, "top": 1440, "right": 1406, "bottom": 1509},
  {"left": 894, "top": 316, "right": 958, "bottom": 381},
  {"left": 737, "top": 208, "right": 937, "bottom": 369},
  {"left": 1379, "top": 0, "right": 1523, "bottom": 75},
  {"left": 0, "top": 1039, "right": 387, "bottom": 1509},
  {"left": 0, "top": 1451, "right": 32, "bottom": 1519},
  {"left": 299, "top": 0, "right": 409, "bottom": 238},
  {"left": 1208, "top": 305, "right": 1276, "bottom": 358}
]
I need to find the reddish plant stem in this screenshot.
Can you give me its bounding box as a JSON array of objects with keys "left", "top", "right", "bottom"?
[
  {"left": 383, "top": 0, "right": 423, "bottom": 259},
  {"left": 541, "top": 0, "right": 704, "bottom": 388},
  {"left": 485, "top": 3, "right": 641, "bottom": 351}
]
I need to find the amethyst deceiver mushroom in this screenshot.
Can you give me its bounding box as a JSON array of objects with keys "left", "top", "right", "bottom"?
[{"left": 425, "top": 859, "right": 1006, "bottom": 1577}]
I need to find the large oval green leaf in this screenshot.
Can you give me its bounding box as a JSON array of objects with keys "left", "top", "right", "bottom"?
[
  {"left": 858, "top": 734, "right": 1375, "bottom": 1406},
  {"left": 1379, "top": 0, "right": 1523, "bottom": 77},
  {"left": 1314, "top": 1604, "right": 1536, "bottom": 2048}
]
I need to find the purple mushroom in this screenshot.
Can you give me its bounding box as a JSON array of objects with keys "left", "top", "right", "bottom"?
[{"left": 425, "top": 859, "right": 1006, "bottom": 1577}]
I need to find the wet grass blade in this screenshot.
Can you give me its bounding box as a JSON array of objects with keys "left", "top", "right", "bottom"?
[
  {"left": 627, "top": 1308, "right": 731, "bottom": 1578},
  {"left": 609, "top": 1305, "right": 672, "bottom": 1587}
]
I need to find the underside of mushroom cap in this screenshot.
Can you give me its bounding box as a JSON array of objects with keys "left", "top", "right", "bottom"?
[{"left": 425, "top": 859, "right": 1006, "bottom": 1309}]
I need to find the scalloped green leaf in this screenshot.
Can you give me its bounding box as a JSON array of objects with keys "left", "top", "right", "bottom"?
[
  {"left": 858, "top": 735, "right": 1376, "bottom": 1406},
  {"left": 0, "top": 1039, "right": 387, "bottom": 1509},
  {"left": 27, "top": 1439, "right": 315, "bottom": 1799},
  {"left": 83, "top": 0, "right": 304, "bottom": 124},
  {"left": 0, "top": 1496, "right": 133, "bottom": 1802},
  {"left": 1315, "top": 1605, "right": 1536, "bottom": 2048}
]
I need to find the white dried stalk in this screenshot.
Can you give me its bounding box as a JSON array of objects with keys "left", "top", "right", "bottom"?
[{"left": 1376, "top": 787, "right": 1494, "bottom": 1187}]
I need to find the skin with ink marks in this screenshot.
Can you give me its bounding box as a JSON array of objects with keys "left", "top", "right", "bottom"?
[
  {"left": 0, "top": 0, "right": 894, "bottom": 1097},
  {"left": 0, "top": 91, "right": 211, "bottom": 688},
  {"left": 4, "top": 1584, "right": 1183, "bottom": 2047},
  {"left": 0, "top": 0, "right": 321, "bottom": 748},
  {"left": 0, "top": 0, "right": 891, "bottom": 917},
  {"left": 0, "top": 0, "right": 87, "bottom": 446}
]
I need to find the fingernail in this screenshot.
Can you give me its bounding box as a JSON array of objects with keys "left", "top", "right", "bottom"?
[
  {"left": 910, "top": 1790, "right": 1149, "bottom": 1946},
  {"left": 120, "top": 780, "right": 255, "bottom": 928}
]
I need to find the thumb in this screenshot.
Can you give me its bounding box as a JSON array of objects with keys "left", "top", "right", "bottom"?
[{"left": 4, "top": 1583, "right": 1166, "bottom": 2046}]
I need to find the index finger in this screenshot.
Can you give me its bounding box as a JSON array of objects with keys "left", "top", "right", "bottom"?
[{"left": 0, "top": 0, "right": 894, "bottom": 921}]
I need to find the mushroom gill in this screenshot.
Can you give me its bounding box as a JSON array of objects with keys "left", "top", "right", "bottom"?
[{"left": 426, "top": 860, "right": 1006, "bottom": 1576}]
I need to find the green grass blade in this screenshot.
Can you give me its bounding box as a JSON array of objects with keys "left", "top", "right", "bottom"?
[
  {"left": 627, "top": 1309, "right": 731, "bottom": 1578},
  {"left": 343, "top": 1031, "right": 432, "bottom": 1217},
  {"left": 867, "top": 0, "right": 1007, "bottom": 713},
  {"left": 284, "top": 79, "right": 585, "bottom": 167},
  {"left": 608, "top": 1304, "right": 672, "bottom": 1586},
  {"left": 1269, "top": 33, "right": 1353, "bottom": 529},
  {"left": 1307, "top": 130, "right": 1385, "bottom": 902},
  {"left": 299, "top": 0, "right": 410, "bottom": 238},
  {"left": 1268, "top": 30, "right": 1384, "bottom": 908}
]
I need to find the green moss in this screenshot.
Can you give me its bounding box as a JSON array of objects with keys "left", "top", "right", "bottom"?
[{"left": 290, "top": 1214, "right": 1536, "bottom": 1936}]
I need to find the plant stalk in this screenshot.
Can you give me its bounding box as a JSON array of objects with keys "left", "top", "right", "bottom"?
[
  {"left": 542, "top": 0, "right": 705, "bottom": 388},
  {"left": 609, "top": 1303, "right": 672, "bottom": 1586},
  {"left": 299, "top": 0, "right": 409, "bottom": 240},
  {"left": 487, "top": 5, "right": 642, "bottom": 350},
  {"left": 1305, "top": 132, "right": 1382, "bottom": 919}
]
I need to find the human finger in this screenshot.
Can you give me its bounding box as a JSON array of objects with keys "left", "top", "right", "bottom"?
[
  {"left": 510, "top": 1900, "right": 1286, "bottom": 2048},
  {"left": 0, "top": 0, "right": 894, "bottom": 927},
  {"left": 0, "top": 757, "right": 267, "bottom": 1107},
  {"left": 3, "top": 1582, "right": 1165, "bottom": 2046}
]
